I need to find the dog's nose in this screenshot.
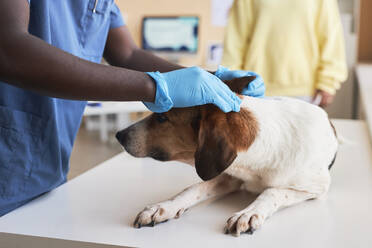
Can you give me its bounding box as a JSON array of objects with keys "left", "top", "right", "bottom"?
[
  {"left": 115, "top": 131, "right": 123, "bottom": 142},
  {"left": 116, "top": 129, "right": 131, "bottom": 148},
  {"left": 116, "top": 129, "right": 128, "bottom": 145}
]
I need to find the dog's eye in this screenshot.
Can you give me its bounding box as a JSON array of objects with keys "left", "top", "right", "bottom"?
[{"left": 155, "top": 113, "right": 169, "bottom": 123}]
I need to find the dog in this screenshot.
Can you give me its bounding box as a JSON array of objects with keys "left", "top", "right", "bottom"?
[{"left": 115, "top": 76, "right": 338, "bottom": 236}]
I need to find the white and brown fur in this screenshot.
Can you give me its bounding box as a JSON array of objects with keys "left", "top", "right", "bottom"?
[{"left": 116, "top": 76, "right": 338, "bottom": 236}]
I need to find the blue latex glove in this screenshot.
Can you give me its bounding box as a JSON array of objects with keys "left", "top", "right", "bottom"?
[
  {"left": 215, "top": 66, "right": 265, "bottom": 97},
  {"left": 144, "top": 67, "right": 242, "bottom": 113}
]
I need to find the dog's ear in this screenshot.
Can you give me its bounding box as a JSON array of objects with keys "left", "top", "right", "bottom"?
[
  {"left": 224, "top": 76, "right": 256, "bottom": 94},
  {"left": 194, "top": 107, "right": 238, "bottom": 181}
]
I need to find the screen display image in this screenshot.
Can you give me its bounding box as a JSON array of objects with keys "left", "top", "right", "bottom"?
[{"left": 142, "top": 16, "right": 199, "bottom": 54}]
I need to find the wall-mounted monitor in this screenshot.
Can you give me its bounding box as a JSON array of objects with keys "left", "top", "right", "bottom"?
[{"left": 141, "top": 16, "right": 199, "bottom": 54}]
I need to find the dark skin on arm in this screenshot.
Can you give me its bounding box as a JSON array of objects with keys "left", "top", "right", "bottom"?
[
  {"left": 0, "top": 0, "right": 182, "bottom": 102},
  {"left": 104, "top": 27, "right": 182, "bottom": 73}
]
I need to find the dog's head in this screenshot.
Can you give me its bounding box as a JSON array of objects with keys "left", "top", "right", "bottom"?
[{"left": 116, "top": 76, "right": 259, "bottom": 181}]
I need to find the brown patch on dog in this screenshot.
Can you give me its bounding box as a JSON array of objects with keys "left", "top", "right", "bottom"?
[
  {"left": 144, "top": 108, "right": 200, "bottom": 162},
  {"left": 195, "top": 105, "right": 259, "bottom": 181},
  {"left": 201, "top": 105, "right": 258, "bottom": 151},
  {"left": 224, "top": 76, "right": 257, "bottom": 94}
]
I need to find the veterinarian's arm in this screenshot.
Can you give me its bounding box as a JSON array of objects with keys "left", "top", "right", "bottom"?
[
  {"left": 0, "top": 1, "right": 240, "bottom": 113},
  {"left": 0, "top": 0, "right": 156, "bottom": 102},
  {"left": 221, "top": 0, "right": 252, "bottom": 70},
  {"left": 104, "top": 26, "right": 183, "bottom": 73},
  {"left": 315, "top": 0, "right": 348, "bottom": 97}
]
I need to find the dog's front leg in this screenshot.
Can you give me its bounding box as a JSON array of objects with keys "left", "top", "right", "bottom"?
[
  {"left": 134, "top": 174, "right": 242, "bottom": 228},
  {"left": 225, "top": 188, "right": 318, "bottom": 236}
]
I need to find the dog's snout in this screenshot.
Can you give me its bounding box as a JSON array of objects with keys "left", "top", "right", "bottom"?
[{"left": 115, "top": 128, "right": 147, "bottom": 157}]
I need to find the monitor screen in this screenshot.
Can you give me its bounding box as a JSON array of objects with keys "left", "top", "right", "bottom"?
[{"left": 142, "top": 16, "right": 199, "bottom": 54}]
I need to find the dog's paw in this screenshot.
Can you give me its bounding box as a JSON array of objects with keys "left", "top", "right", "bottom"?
[
  {"left": 224, "top": 210, "right": 265, "bottom": 236},
  {"left": 133, "top": 202, "right": 187, "bottom": 228}
]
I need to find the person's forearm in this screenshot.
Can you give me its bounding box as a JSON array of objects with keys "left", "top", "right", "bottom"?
[
  {"left": 0, "top": 32, "right": 156, "bottom": 102},
  {"left": 103, "top": 27, "right": 183, "bottom": 73},
  {"left": 110, "top": 47, "right": 218, "bottom": 76},
  {"left": 123, "top": 49, "right": 216, "bottom": 75},
  {"left": 117, "top": 48, "right": 183, "bottom": 73}
]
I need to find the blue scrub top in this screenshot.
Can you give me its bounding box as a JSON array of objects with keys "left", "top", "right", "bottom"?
[{"left": 0, "top": 0, "right": 125, "bottom": 216}]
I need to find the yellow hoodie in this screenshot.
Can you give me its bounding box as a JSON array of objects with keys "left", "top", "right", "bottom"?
[{"left": 222, "top": 0, "right": 348, "bottom": 96}]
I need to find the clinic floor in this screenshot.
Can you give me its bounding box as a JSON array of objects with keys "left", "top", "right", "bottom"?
[{"left": 68, "top": 127, "right": 122, "bottom": 180}]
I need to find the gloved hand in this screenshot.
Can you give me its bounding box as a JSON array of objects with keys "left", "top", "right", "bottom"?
[
  {"left": 144, "top": 67, "right": 241, "bottom": 113},
  {"left": 215, "top": 66, "right": 265, "bottom": 98}
]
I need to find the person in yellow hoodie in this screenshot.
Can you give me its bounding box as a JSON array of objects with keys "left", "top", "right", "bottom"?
[{"left": 222, "top": 0, "right": 348, "bottom": 107}]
